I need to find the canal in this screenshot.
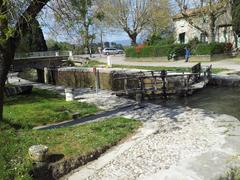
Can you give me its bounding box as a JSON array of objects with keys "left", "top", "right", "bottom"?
[{"left": 151, "top": 86, "right": 240, "bottom": 120}]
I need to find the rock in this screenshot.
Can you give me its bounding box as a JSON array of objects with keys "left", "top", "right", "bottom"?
[
  {"left": 29, "top": 145, "right": 48, "bottom": 162},
  {"left": 72, "top": 112, "right": 80, "bottom": 119}
]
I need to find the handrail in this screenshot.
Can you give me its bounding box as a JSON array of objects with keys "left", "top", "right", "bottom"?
[{"left": 14, "top": 51, "right": 72, "bottom": 60}]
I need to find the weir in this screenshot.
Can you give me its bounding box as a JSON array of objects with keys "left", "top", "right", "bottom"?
[{"left": 112, "top": 63, "right": 212, "bottom": 98}]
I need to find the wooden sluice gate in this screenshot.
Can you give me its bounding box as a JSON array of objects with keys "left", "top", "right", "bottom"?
[{"left": 112, "top": 63, "right": 212, "bottom": 99}]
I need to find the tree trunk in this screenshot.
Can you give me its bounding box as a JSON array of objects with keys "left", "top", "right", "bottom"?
[
  {"left": 234, "top": 32, "right": 239, "bottom": 48},
  {"left": 129, "top": 33, "right": 137, "bottom": 46},
  {"left": 209, "top": 13, "right": 216, "bottom": 43},
  {"left": 0, "top": 40, "right": 16, "bottom": 123},
  {"left": 100, "top": 30, "right": 103, "bottom": 49}
]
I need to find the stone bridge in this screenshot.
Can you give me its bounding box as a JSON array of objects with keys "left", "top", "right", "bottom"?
[{"left": 12, "top": 51, "right": 72, "bottom": 82}]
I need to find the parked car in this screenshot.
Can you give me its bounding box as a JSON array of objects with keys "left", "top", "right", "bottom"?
[
  {"left": 102, "top": 48, "right": 124, "bottom": 55},
  {"left": 116, "top": 49, "right": 124, "bottom": 54},
  {"left": 102, "top": 48, "right": 117, "bottom": 55}
]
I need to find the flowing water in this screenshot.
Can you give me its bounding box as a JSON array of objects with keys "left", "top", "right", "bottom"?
[{"left": 151, "top": 86, "right": 240, "bottom": 120}]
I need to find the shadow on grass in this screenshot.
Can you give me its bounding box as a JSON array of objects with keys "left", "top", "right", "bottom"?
[
  {"left": 4, "top": 89, "right": 63, "bottom": 106},
  {"left": 1, "top": 118, "right": 29, "bottom": 130}
]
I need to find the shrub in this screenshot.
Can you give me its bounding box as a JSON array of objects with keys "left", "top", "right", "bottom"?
[
  {"left": 188, "top": 37, "right": 200, "bottom": 50},
  {"left": 168, "top": 44, "right": 186, "bottom": 60},
  {"left": 224, "top": 43, "right": 233, "bottom": 52},
  {"left": 135, "top": 44, "right": 145, "bottom": 54},
  {"left": 125, "top": 44, "right": 186, "bottom": 59},
  {"left": 125, "top": 47, "right": 138, "bottom": 57},
  {"left": 193, "top": 43, "right": 230, "bottom": 55},
  {"left": 146, "top": 34, "right": 175, "bottom": 46}
]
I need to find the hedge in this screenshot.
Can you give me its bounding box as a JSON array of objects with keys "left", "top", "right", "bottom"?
[
  {"left": 126, "top": 42, "right": 232, "bottom": 58},
  {"left": 192, "top": 43, "right": 227, "bottom": 55},
  {"left": 126, "top": 44, "right": 185, "bottom": 58}
]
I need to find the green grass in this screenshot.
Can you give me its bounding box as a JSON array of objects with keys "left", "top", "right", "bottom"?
[
  {"left": 1, "top": 88, "right": 141, "bottom": 179},
  {"left": 0, "top": 117, "right": 141, "bottom": 179},
  {"left": 80, "top": 59, "right": 228, "bottom": 74},
  {"left": 112, "top": 64, "right": 228, "bottom": 74},
  {"left": 3, "top": 89, "right": 99, "bottom": 129},
  {"left": 83, "top": 60, "right": 106, "bottom": 67}
]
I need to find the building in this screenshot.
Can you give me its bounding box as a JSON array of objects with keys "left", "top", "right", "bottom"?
[{"left": 173, "top": 3, "right": 239, "bottom": 48}]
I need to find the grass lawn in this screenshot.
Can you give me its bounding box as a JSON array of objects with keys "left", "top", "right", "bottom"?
[
  {"left": 1, "top": 89, "right": 141, "bottom": 179},
  {"left": 83, "top": 60, "right": 106, "bottom": 67},
  {"left": 83, "top": 60, "right": 228, "bottom": 74},
  {"left": 112, "top": 64, "right": 228, "bottom": 74},
  {"left": 0, "top": 117, "right": 141, "bottom": 179},
  {"left": 3, "top": 89, "right": 99, "bottom": 129}
]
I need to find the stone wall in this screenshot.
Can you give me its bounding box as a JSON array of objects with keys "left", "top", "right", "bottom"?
[
  {"left": 209, "top": 75, "right": 240, "bottom": 87},
  {"left": 49, "top": 67, "right": 196, "bottom": 95},
  {"left": 51, "top": 67, "right": 126, "bottom": 90}
]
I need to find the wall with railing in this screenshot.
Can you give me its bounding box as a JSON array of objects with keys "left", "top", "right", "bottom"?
[{"left": 14, "top": 51, "right": 73, "bottom": 60}]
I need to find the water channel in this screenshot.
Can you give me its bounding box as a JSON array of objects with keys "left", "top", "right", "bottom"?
[{"left": 151, "top": 86, "right": 240, "bottom": 120}]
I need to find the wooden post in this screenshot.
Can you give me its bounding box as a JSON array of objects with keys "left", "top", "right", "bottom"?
[
  {"left": 124, "top": 78, "right": 128, "bottom": 95},
  {"left": 93, "top": 67, "right": 99, "bottom": 94},
  {"left": 161, "top": 70, "right": 167, "bottom": 98}
]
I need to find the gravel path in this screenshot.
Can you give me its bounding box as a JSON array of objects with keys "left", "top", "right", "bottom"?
[{"left": 67, "top": 93, "right": 240, "bottom": 180}]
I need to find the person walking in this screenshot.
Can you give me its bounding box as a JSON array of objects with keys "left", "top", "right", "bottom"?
[{"left": 185, "top": 47, "right": 191, "bottom": 62}]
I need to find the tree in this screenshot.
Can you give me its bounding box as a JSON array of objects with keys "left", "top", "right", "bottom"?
[
  {"left": 96, "top": 0, "right": 169, "bottom": 45},
  {"left": 175, "top": 0, "right": 229, "bottom": 43},
  {"left": 53, "top": 0, "right": 95, "bottom": 55},
  {"left": 0, "top": 0, "right": 49, "bottom": 122},
  {"left": 104, "top": 41, "right": 110, "bottom": 48},
  {"left": 232, "top": 0, "right": 240, "bottom": 46},
  {"left": 17, "top": 18, "right": 48, "bottom": 53},
  {"left": 148, "top": 0, "right": 171, "bottom": 36}
]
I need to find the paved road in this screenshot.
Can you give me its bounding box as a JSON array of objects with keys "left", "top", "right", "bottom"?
[{"left": 93, "top": 55, "right": 240, "bottom": 72}]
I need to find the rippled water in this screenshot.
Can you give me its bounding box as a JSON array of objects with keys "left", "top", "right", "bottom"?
[{"left": 150, "top": 86, "right": 240, "bottom": 120}]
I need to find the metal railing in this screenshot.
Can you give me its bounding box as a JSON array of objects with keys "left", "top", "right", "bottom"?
[{"left": 14, "top": 51, "right": 72, "bottom": 60}]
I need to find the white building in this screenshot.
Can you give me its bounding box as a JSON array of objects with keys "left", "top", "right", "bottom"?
[{"left": 173, "top": 4, "right": 239, "bottom": 48}]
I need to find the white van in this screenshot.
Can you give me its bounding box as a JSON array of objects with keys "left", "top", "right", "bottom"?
[{"left": 102, "top": 48, "right": 118, "bottom": 55}]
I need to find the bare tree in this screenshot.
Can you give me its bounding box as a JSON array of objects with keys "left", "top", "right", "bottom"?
[
  {"left": 96, "top": 0, "right": 168, "bottom": 45},
  {"left": 175, "top": 0, "right": 230, "bottom": 43},
  {"left": 0, "top": 0, "right": 49, "bottom": 122}
]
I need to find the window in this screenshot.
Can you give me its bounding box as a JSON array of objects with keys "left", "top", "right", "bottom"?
[
  {"left": 200, "top": 33, "right": 207, "bottom": 43},
  {"left": 179, "top": 33, "right": 185, "bottom": 44}
]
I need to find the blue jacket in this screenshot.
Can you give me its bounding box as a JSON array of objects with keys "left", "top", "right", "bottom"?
[{"left": 185, "top": 49, "right": 191, "bottom": 57}]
